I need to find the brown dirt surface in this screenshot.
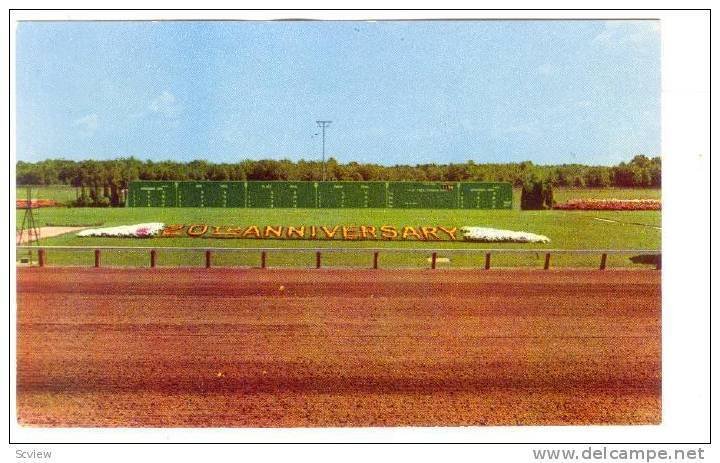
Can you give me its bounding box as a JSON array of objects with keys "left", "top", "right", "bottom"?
[
  {"left": 16, "top": 267, "right": 661, "bottom": 427},
  {"left": 16, "top": 226, "right": 85, "bottom": 244}
]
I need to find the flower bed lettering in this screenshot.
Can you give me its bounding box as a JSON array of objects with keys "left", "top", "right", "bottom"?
[
  {"left": 160, "top": 224, "right": 459, "bottom": 241},
  {"left": 554, "top": 199, "right": 660, "bottom": 211},
  {"left": 77, "top": 223, "right": 551, "bottom": 243}
]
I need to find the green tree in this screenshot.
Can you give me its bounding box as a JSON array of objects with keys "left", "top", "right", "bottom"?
[{"left": 520, "top": 175, "right": 554, "bottom": 210}]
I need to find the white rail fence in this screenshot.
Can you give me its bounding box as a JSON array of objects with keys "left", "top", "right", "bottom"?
[{"left": 16, "top": 246, "right": 662, "bottom": 270}]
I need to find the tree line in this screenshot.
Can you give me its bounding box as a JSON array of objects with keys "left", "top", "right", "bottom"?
[{"left": 17, "top": 155, "right": 660, "bottom": 207}]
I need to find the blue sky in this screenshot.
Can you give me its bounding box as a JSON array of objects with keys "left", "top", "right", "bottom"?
[{"left": 15, "top": 20, "right": 660, "bottom": 166}]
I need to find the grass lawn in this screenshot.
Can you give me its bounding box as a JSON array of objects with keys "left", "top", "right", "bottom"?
[
  {"left": 16, "top": 203, "right": 661, "bottom": 269},
  {"left": 16, "top": 185, "right": 80, "bottom": 204},
  {"left": 18, "top": 185, "right": 660, "bottom": 209}
]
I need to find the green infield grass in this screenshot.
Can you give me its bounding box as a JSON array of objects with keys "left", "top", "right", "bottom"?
[
  {"left": 16, "top": 203, "right": 661, "bottom": 269},
  {"left": 16, "top": 186, "right": 660, "bottom": 209},
  {"left": 16, "top": 185, "right": 80, "bottom": 204}
]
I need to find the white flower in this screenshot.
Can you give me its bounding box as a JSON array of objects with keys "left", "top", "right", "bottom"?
[
  {"left": 460, "top": 226, "right": 550, "bottom": 243},
  {"left": 77, "top": 223, "right": 165, "bottom": 238}
]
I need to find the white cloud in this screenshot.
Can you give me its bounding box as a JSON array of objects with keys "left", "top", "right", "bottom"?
[
  {"left": 593, "top": 20, "right": 660, "bottom": 48},
  {"left": 72, "top": 113, "right": 99, "bottom": 137},
  {"left": 149, "top": 90, "right": 182, "bottom": 118}
]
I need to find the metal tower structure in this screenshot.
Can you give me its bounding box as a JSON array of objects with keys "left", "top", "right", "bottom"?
[
  {"left": 17, "top": 186, "right": 41, "bottom": 261},
  {"left": 316, "top": 120, "right": 332, "bottom": 181}
]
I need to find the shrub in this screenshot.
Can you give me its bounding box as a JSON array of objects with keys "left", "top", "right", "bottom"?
[
  {"left": 72, "top": 194, "right": 111, "bottom": 207},
  {"left": 73, "top": 194, "right": 94, "bottom": 207},
  {"left": 521, "top": 177, "right": 554, "bottom": 210},
  {"left": 95, "top": 196, "right": 111, "bottom": 207}
]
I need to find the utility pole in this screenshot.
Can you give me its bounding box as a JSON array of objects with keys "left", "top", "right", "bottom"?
[{"left": 316, "top": 120, "right": 331, "bottom": 181}]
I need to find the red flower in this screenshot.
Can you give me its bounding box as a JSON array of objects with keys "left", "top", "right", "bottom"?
[{"left": 554, "top": 199, "right": 660, "bottom": 211}]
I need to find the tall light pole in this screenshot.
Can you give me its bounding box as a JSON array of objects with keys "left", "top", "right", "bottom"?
[{"left": 316, "top": 120, "right": 331, "bottom": 181}]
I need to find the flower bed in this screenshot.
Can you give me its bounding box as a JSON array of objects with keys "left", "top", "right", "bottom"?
[
  {"left": 76, "top": 222, "right": 551, "bottom": 243},
  {"left": 16, "top": 199, "right": 59, "bottom": 208},
  {"left": 554, "top": 199, "right": 661, "bottom": 211},
  {"left": 460, "top": 227, "right": 550, "bottom": 243},
  {"left": 77, "top": 223, "right": 165, "bottom": 238}
]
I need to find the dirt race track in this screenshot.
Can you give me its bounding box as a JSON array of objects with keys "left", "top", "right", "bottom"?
[{"left": 16, "top": 267, "right": 661, "bottom": 427}]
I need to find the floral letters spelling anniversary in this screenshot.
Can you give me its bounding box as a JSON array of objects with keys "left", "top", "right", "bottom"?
[{"left": 161, "top": 224, "right": 459, "bottom": 241}]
